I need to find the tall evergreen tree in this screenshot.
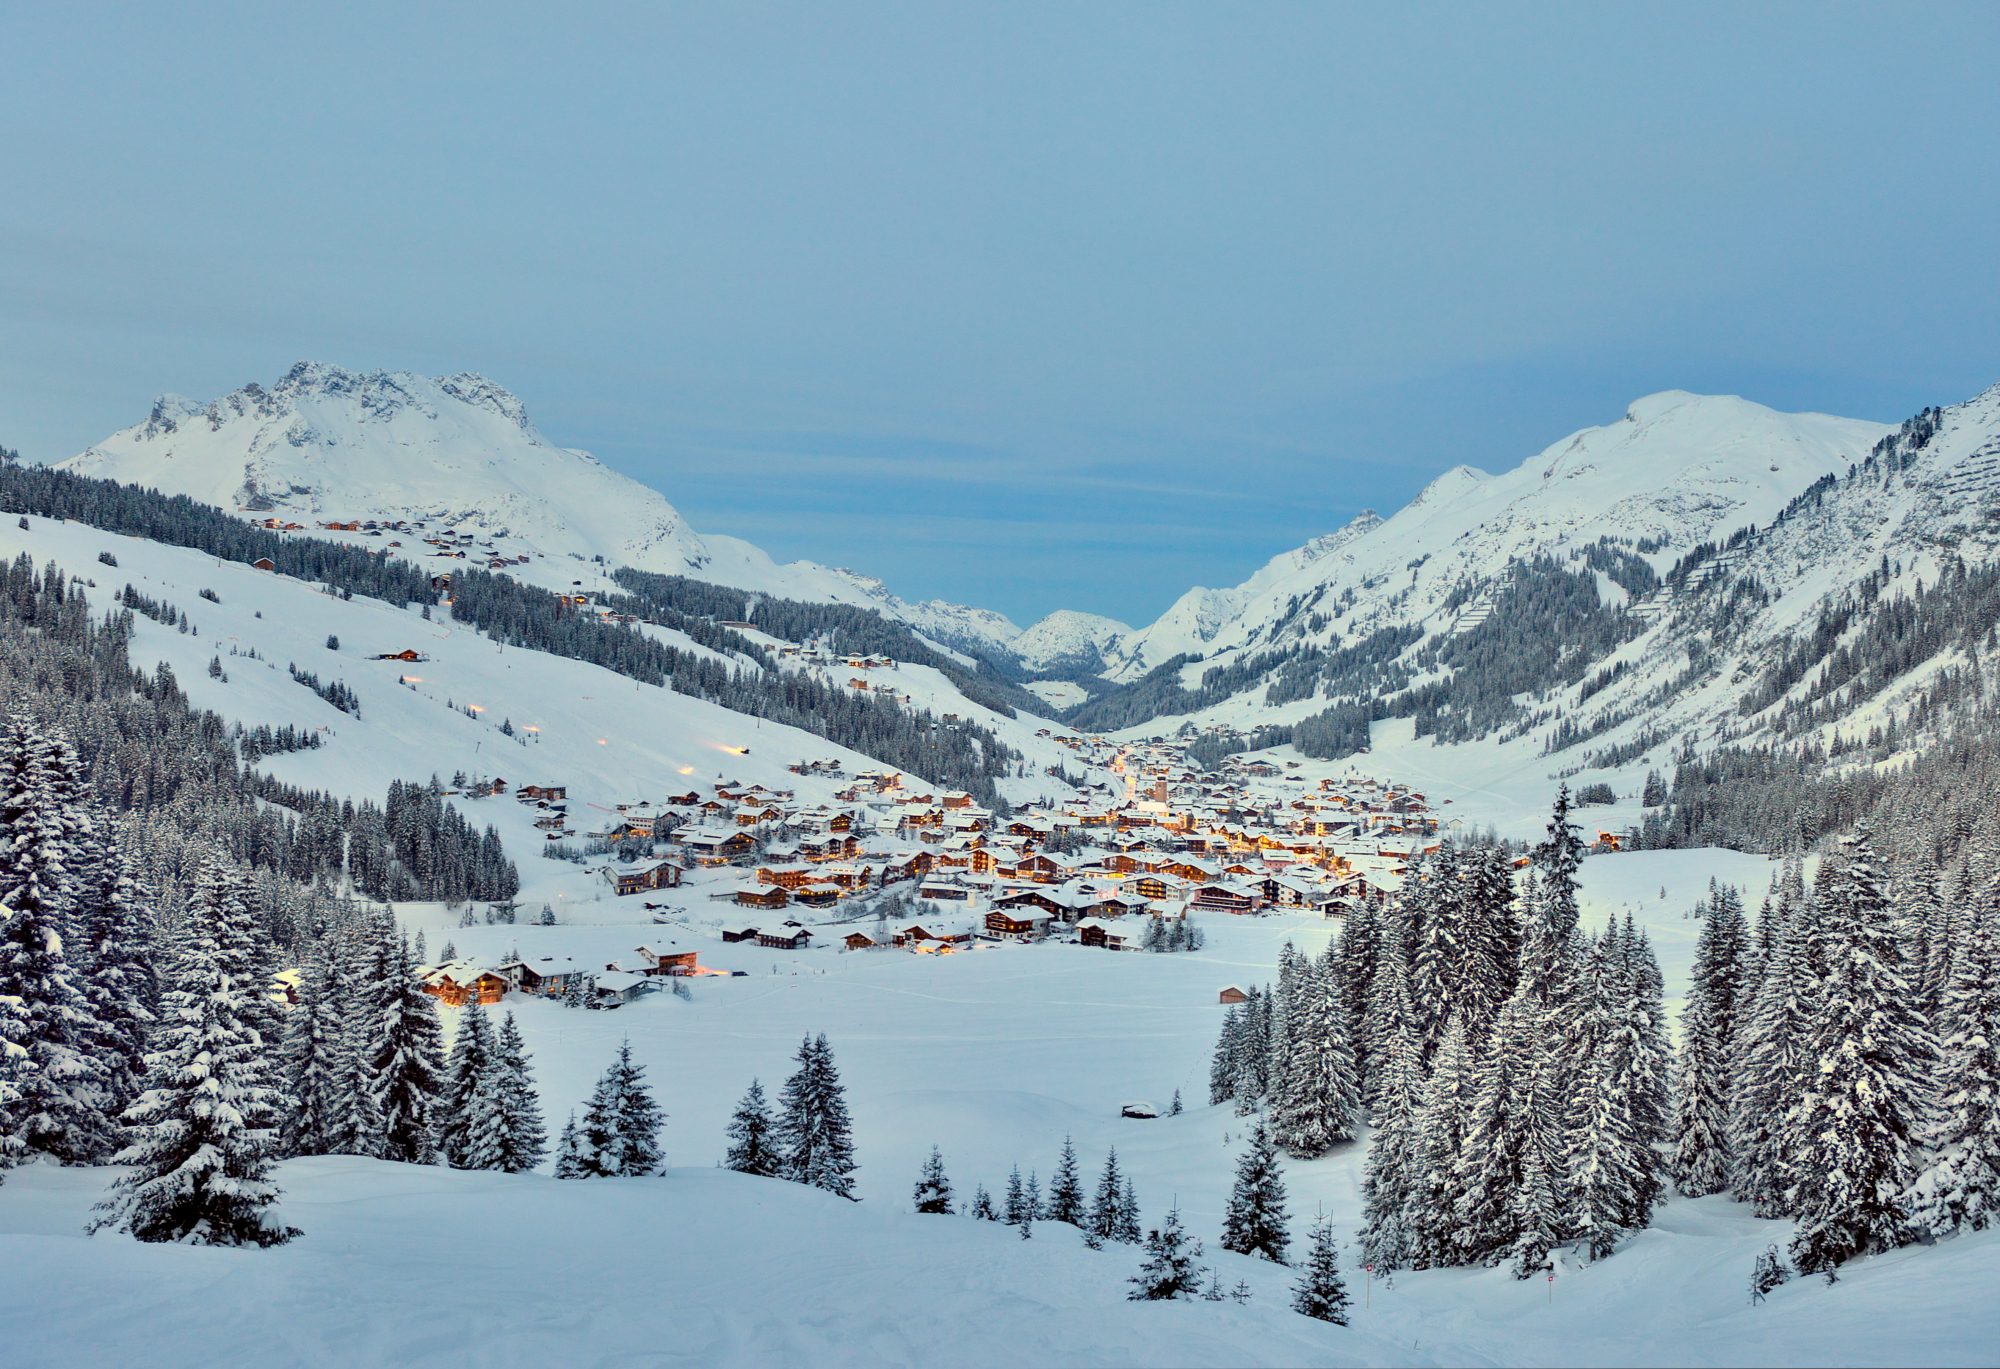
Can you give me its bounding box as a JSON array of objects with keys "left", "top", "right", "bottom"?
[
  {"left": 489, "top": 1012, "right": 547, "bottom": 1173},
  {"left": 1731, "top": 877, "right": 1816, "bottom": 1215},
  {"left": 1411, "top": 1011, "right": 1475, "bottom": 1268},
  {"left": 1089, "top": 1148, "right": 1128, "bottom": 1245},
  {"left": 279, "top": 951, "right": 346, "bottom": 1157},
  {"left": 1671, "top": 990, "right": 1733, "bottom": 1197},
  {"left": 370, "top": 931, "right": 446, "bottom": 1165},
  {"left": 1929, "top": 894, "right": 2000, "bottom": 1234},
  {"left": 0, "top": 716, "right": 113, "bottom": 1163},
  {"left": 1334, "top": 899, "right": 1383, "bottom": 1099},
  {"left": 1787, "top": 830, "right": 1938, "bottom": 1275},
  {"left": 1359, "top": 963, "right": 1425, "bottom": 1271},
  {"left": 88, "top": 850, "right": 295, "bottom": 1247},
  {"left": 1045, "top": 1135, "right": 1085, "bottom": 1226},
  {"left": 1209, "top": 1004, "right": 1241, "bottom": 1106},
  {"left": 1270, "top": 943, "right": 1359, "bottom": 1157},
  {"left": 1221, "top": 1120, "right": 1291, "bottom": 1264},
  {"left": 777, "top": 1033, "right": 856, "bottom": 1197},
  {"left": 437, "top": 997, "right": 497, "bottom": 1167},
  {"left": 606, "top": 1039, "right": 664, "bottom": 1176},
  {"left": 723, "top": 1078, "right": 781, "bottom": 1177}
]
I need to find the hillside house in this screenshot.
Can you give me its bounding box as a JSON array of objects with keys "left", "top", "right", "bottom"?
[
  {"left": 604, "top": 860, "right": 684, "bottom": 897},
  {"left": 633, "top": 943, "right": 699, "bottom": 976},
  {"left": 985, "top": 908, "right": 1050, "bottom": 940},
  {"left": 756, "top": 922, "right": 812, "bottom": 950},
  {"left": 421, "top": 962, "right": 509, "bottom": 1007}
]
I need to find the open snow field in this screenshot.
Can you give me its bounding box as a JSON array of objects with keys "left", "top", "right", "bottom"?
[{"left": 4, "top": 896, "right": 1997, "bottom": 1367}]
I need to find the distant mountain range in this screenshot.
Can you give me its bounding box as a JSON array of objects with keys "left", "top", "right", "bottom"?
[{"left": 60, "top": 361, "right": 2000, "bottom": 778}]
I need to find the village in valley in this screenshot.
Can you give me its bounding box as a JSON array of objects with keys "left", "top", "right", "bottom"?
[{"left": 414, "top": 723, "right": 1452, "bottom": 1015}]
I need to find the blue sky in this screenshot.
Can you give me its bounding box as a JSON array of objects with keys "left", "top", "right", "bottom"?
[{"left": 4, "top": 3, "right": 1998, "bottom": 627}]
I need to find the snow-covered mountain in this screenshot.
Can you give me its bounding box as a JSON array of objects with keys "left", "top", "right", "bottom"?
[
  {"left": 57, "top": 362, "right": 1024, "bottom": 651},
  {"left": 1010, "top": 609, "right": 1137, "bottom": 674},
  {"left": 1104, "top": 391, "right": 1886, "bottom": 683},
  {"left": 1073, "top": 390, "right": 1909, "bottom": 749}
]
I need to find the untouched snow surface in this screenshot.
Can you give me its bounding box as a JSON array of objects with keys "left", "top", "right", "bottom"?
[{"left": 3, "top": 889, "right": 1993, "bottom": 1368}]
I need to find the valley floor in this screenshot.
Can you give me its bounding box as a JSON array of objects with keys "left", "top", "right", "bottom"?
[{"left": 4, "top": 861, "right": 1993, "bottom": 1368}]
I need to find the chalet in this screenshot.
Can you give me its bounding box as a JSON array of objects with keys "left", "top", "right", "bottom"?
[
  {"left": 421, "top": 961, "right": 509, "bottom": 1007},
  {"left": 918, "top": 881, "right": 970, "bottom": 901},
  {"left": 1191, "top": 882, "right": 1262, "bottom": 915},
  {"left": 734, "top": 884, "right": 789, "bottom": 910},
  {"left": 591, "top": 970, "right": 654, "bottom": 1008},
  {"left": 680, "top": 829, "right": 756, "bottom": 864},
  {"left": 251, "top": 556, "right": 277, "bottom": 572},
  {"left": 985, "top": 908, "right": 1050, "bottom": 940},
  {"left": 517, "top": 784, "right": 567, "bottom": 802},
  {"left": 1076, "top": 917, "right": 1132, "bottom": 950},
  {"left": 374, "top": 648, "right": 426, "bottom": 662},
  {"left": 603, "top": 859, "right": 684, "bottom": 897},
  {"left": 894, "top": 923, "right": 971, "bottom": 947},
  {"left": 756, "top": 921, "right": 812, "bottom": 950},
  {"left": 720, "top": 925, "right": 761, "bottom": 943},
  {"left": 497, "top": 956, "right": 586, "bottom": 998},
  {"left": 844, "top": 932, "right": 880, "bottom": 951},
  {"left": 633, "top": 943, "right": 699, "bottom": 976},
  {"left": 1218, "top": 985, "right": 1250, "bottom": 1005},
  {"left": 994, "top": 887, "right": 1070, "bottom": 920},
  {"left": 792, "top": 883, "right": 843, "bottom": 908}
]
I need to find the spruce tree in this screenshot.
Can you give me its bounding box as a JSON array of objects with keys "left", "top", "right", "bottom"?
[
  {"left": 89, "top": 851, "right": 295, "bottom": 1247},
  {"left": 1127, "top": 1202, "right": 1203, "bottom": 1301},
  {"left": 1359, "top": 969, "right": 1424, "bottom": 1271},
  {"left": 0, "top": 716, "right": 113, "bottom": 1163},
  {"left": 279, "top": 952, "right": 346, "bottom": 1157},
  {"left": 913, "top": 1145, "right": 954, "bottom": 1213},
  {"left": 553, "top": 1111, "right": 588, "bottom": 1179},
  {"left": 438, "top": 998, "right": 497, "bottom": 1167},
  {"left": 1787, "top": 830, "right": 1937, "bottom": 1276},
  {"left": 1220, "top": 1120, "right": 1291, "bottom": 1263},
  {"left": 606, "top": 1040, "right": 664, "bottom": 1176},
  {"left": 370, "top": 931, "right": 446, "bottom": 1165},
  {"left": 1411, "top": 1011, "right": 1475, "bottom": 1267},
  {"left": 491, "top": 1012, "right": 547, "bottom": 1173},
  {"left": 723, "top": 1078, "right": 781, "bottom": 1177},
  {"left": 1291, "top": 1211, "right": 1350, "bottom": 1324},
  {"left": 1209, "top": 1005, "right": 1240, "bottom": 1105},
  {"left": 1671, "top": 990, "right": 1733, "bottom": 1197},
  {"left": 1270, "top": 943, "right": 1359, "bottom": 1157},
  {"left": 1117, "top": 1178, "right": 1143, "bottom": 1245},
  {"left": 1089, "top": 1148, "right": 1127, "bottom": 1244},
  {"left": 1046, "top": 1135, "right": 1086, "bottom": 1226},
  {"left": 1334, "top": 900, "right": 1382, "bottom": 1098},
  {"left": 74, "top": 843, "right": 155, "bottom": 1123},
  {"left": 970, "top": 1183, "right": 997, "bottom": 1220},
  {"left": 1731, "top": 882, "right": 1815, "bottom": 1215},
  {"left": 1926, "top": 894, "right": 2000, "bottom": 1234},
  {"left": 777, "top": 1033, "right": 857, "bottom": 1197},
  {"left": 1004, "top": 1164, "right": 1028, "bottom": 1225}
]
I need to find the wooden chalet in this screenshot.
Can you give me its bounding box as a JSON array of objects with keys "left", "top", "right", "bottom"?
[
  {"left": 756, "top": 921, "right": 812, "bottom": 950},
  {"left": 734, "top": 885, "right": 789, "bottom": 910},
  {"left": 633, "top": 943, "right": 699, "bottom": 976},
  {"left": 605, "top": 859, "right": 684, "bottom": 897},
  {"left": 985, "top": 908, "right": 1050, "bottom": 939},
  {"left": 421, "top": 962, "right": 509, "bottom": 1007}
]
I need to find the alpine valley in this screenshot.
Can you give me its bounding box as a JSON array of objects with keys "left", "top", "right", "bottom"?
[{"left": 4, "top": 362, "right": 1999, "bottom": 1368}]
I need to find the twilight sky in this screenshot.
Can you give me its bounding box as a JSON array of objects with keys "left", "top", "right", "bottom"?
[{"left": 4, "top": 2, "right": 1998, "bottom": 627}]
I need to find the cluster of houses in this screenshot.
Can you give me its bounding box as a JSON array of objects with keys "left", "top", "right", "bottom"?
[{"left": 419, "top": 939, "right": 705, "bottom": 1010}]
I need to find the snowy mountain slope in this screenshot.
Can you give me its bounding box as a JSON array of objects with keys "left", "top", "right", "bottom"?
[
  {"left": 1522, "top": 382, "right": 2000, "bottom": 768},
  {"left": 1011, "top": 608, "right": 1137, "bottom": 674},
  {"left": 1083, "top": 392, "right": 1891, "bottom": 739},
  {"left": 1118, "top": 392, "right": 1885, "bottom": 678},
  {"left": 55, "top": 362, "right": 1028, "bottom": 659},
  {"left": 0, "top": 516, "right": 1108, "bottom": 834}
]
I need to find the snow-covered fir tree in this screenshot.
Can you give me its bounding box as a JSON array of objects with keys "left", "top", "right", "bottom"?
[
  {"left": 1045, "top": 1134, "right": 1085, "bottom": 1226},
  {"left": 1128, "top": 1201, "right": 1203, "bottom": 1301},
  {"left": 1291, "top": 1211, "right": 1350, "bottom": 1325},
  {"left": 553, "top": 1111, "right": 587, "bottom": 1179},
  {"left": 1220, "top": 1120, "right": 1291, "bottom": 1264},
  {"left": 1929, "top": 894, "right": 2000, "bottom": 1234},
  {"left": 369, "top": 930, "right": 446, "bottom": 1165},
  {"left": 1209, "top": 1004, "right": 1241, "bottom": 1105},
  {"left": 88, "top": 847, "right": 295, "bottom": 1247},
  {"left": 777, "top": 1033, "right": 856, "bottom": 1197},
  {"left": 437, "top": 996, "right": 498, "bottom": 1168},
  {"left": 605, "top": 1039, "right": 664, "bottom": 1176},
  {"left": 1359, "top": 958, "right": 1425, "bottom": 1272},
  {"left": 1269, "top": 942, "right": 1359, "bottom": 1158},
  {"left": 279, "top": 948, "right": 347, "bottom": 1157},
  {"left": 1089, "top": 1148, "right": 1128, "bottom": 1245},
  {"left": 0, "top": 715, "right": 115, "bottom": 1164},
  {"left": 489, "top": 1012, "right": 547, "bottom": 1173},
  {"left": 1731, "top": 858, "right": 1815, "bottom": 1215},
  {"left": 1671, "top": 988, "right": 1733, "bottom": 1197},
  {"left": 1004, "top": 1165, "right": 1029, "bottom": 1225},
  {"left": 1787, "top": 829, "right": 1937, "bottom": 1276},
  {"left": 970, "top": 1183, "right": 997, "bottom": 1220},
  {"left": 1410, "top": 1010, "right": 1475, "bottom": 1268},
  {"left": 913, "top": 1145, "right": 954, "bottom": 1214},
  {"left": 723, "top": 1078, "right": 781, "bottom": 1177}
]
